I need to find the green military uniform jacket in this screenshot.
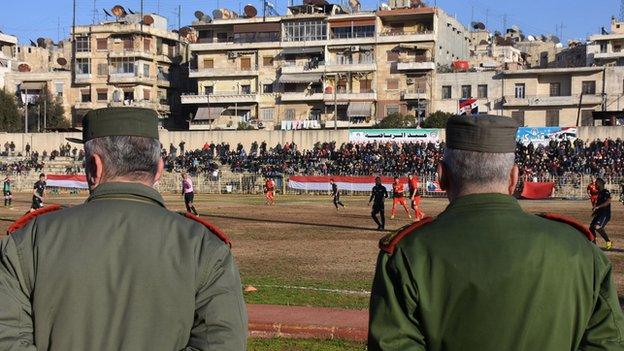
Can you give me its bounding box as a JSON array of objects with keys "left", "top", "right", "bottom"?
[
  {"left": 369, "top": 193, "right": 624, "bottom": 351},
  {"left": 0, "top": 182, "right": 247, "bottom": 351}
]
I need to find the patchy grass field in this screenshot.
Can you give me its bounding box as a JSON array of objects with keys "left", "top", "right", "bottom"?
[
  {"left": 1, "top": 191, "right": 622, "bottom": 311},
  {"left": 248, "top": 338, "right": 366, "bottom": 351}
]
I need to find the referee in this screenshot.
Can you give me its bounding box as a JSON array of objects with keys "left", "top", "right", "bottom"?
[{"left": 181, "top": 172, "right": 198, "bottom": 216}]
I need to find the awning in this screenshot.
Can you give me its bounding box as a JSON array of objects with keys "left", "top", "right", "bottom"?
[
  {"left": 347, "top": 102, "right": 372, "bottom": 117},
  {"left": 279, "top": 74, "right": 323, "bottom": 84},
  {"left": 226, "top": 105, "right": 254, "bottom": 111},
  {"left": 195, "top": 107, "right": 224, "bottom": 121},
  {"left": 396, "top": 44, "right": 422, "bottom": 50},
  {"left": 282, "top": 47, "right": 324, "bottom": 55},
  {"left": 20, "top": 82, "right": 45, "bottom": 90},
  {"left": 233, "top": 23, "right": 280, "bottom": 33},
  {"left": 329, "top": 19, "right": 376, "bottom": 28}
]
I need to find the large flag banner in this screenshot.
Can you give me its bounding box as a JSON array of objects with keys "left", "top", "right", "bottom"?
[
  {"left": 521, "top": 181, "right": 555, "bottom": 199},
  {"left": 46, "top": 174, "right": 89, "bottom": 189},
  {"left": 289, "top": 176, "right": 402, "bottom": 192},
  {"left": 458, "top": 98, "right": 478, "bottom": 115},
  {"left": 516, "top": 127, "right": 577, "bottom": 146},
  {"left": 349, "top": 129, "right": 440, "bottom": 144}
]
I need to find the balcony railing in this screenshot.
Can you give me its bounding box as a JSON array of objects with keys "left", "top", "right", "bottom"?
[
  {"left": 280, "top": 91, "right": 325, "bottom": 101},
  {"left": 379, "top": 30, "right": 434, "bottom": 37},
  {"left": 189, "top": 68, "right": 259, "bottom": 78},
  {"left": 181, "top": 93, "right": 259, "bottom": 104},
  {"left": 504, "top": 94, "right": 603, "bottom": 107}
]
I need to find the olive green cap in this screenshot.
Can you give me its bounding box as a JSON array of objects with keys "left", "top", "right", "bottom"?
[
  {"left": 67, "top": 107, "right": 159, "bottom": 144},
  {"left": 445, "top": 114, "right": 519, "bottom": 153}
]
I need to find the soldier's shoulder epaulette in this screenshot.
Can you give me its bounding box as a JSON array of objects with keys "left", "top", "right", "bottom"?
[
  {"left": 179, "top": 212, "right": 232, "bottom": 247},
  {"left": 379, "top": 217, "right": 434, "bottom": 254},
  {"left": 537, "top": 213, "right": 594, "bottom": 242},
  {"left": 7, "top": 204, "right": 64, "bottom": 235}
]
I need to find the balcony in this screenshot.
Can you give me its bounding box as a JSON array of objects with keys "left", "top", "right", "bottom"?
[
  {"left": 280, "top": 62, "right": 325, "bottom": 74},
  {"left": 377, "top": 30, "right": 435, "bottom": 44},
  {"left": 397, "top": 60, "right": 436, "bottom": 71},
  {"left": 182, "top": 93, "right": 258, "bottom": 104},
  {"left": 190, "top": 41, "right": 280, "bottom": 52},
  {"left": 74, "top": 73, "right": 92, "bottom": 84},
  {"left": 325, "top": 61, "right": 376, "bottom": 73},
  {"left": 324, "top": 91, "right": 377, "bottom": 101},
  {"left": 189, "top": 68, "right": 259, "bottom": 78},
  {"left": 402, "top": 91, "right": 429, "bottom": 100},
  {"left": 108, "top": 72, "right": 153, "bottom": 84},
  {"left": 108, "top": 100, "right": 170, "bottom": 112},
  {"left": 504, "top": 94, "right": 603, "bottom": 107},
  {"left": 593, "top": 51, "right": 624, "bottom": 59},
  {"left": 280, "top": 92, "right": 325, "bottom": 102},
  {"left": 109, "top": 50, "right": 153, "bottom": 60}
]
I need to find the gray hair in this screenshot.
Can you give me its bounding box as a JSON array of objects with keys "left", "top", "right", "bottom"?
[
  {"left": 84, "top": 136, "right": 161, "bottom": 183},
  {"left": 443, "top": 148, "right": 515, "bottom": 197}
]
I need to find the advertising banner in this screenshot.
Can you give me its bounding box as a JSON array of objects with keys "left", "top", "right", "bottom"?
[
  {"left": 349, "top": 129, "right": 441, "bottom": 144},
  {"left": 516, "top": 127, "right": 577, "bottom": 146}
]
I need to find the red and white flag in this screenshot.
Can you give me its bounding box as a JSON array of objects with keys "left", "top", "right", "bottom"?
[
  {"left": 288, "top": 176, "right": 403, "bottom": 192},
  {"left": 46, "top": 174, "right": 89, "bottom": 189}
]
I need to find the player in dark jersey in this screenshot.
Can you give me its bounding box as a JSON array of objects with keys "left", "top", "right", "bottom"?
[
  {"left": 3, "top": 176, "right": 12, "bottom": 207},
  {"left": 30, "top": 173, "right": 46, "bottom": 212},
  {"left": 330, "top": 178, "right": 345, "bottom": 210},
  {"left": 590, "top": 178, "right": 612, "bottom": 250},
  {"left": 369, "top": 177, "right": 388, "bottom": 231},
  {"left": 619, "top": 179, "right": 624, "bottom": 205}
]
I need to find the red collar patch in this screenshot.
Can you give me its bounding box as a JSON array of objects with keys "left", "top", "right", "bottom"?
[
  {"left": 379, "top": 217, "right": 434, "bottom": 254},
  {"left": 183, "top": 213, "right": 232, "bottom": 247},
  {"left": 537, "top": 213, "right": 595, "bottom": 242},
  {"left": 7, "top": 204, "right": 64, "bottom": 235}
]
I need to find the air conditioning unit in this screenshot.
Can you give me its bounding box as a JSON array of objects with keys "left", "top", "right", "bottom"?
[
  {"left": 350, "top": 46, "right": 360, "bottom": 52},
  {"left": 406, "top": 78, "right": 414, "bottom": 84},
  {"left": 114, "top": 38, "right": 122, "bottom": 43},
  {"left": 227, "top": 52, "right": 237, "bottom": 59}
]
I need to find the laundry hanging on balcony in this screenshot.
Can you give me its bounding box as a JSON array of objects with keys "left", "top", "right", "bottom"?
[{"left": 278, "top": 74, "right": 323, "bottom": 84}]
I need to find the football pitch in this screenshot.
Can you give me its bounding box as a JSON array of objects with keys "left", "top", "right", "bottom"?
[{"left": 0, "top": 192, "right": 622, "bottom": 350}]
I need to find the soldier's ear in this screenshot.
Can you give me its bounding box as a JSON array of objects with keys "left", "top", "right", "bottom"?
[
  {"left": 437, "top": 162, "right": 449, "bottom": 191},
  {"left": 86, "top": 154, "right": 104, "bottom": 189},
  {"left": 153, "top": 158, "right": 164, "bottom": 185},
  {"left": 508, "top": 164, "right": 519, "bottom": 196}
]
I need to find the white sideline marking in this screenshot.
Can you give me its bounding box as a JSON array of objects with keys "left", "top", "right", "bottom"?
[{"left": 250, "top": 284, "right": 371, "bottom": 296}]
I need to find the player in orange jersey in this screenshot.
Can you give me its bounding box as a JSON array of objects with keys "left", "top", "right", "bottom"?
[
  {"left": 264, "top": 177, "right": 276, "bottom": 206},
  {"left": 587, "top": 177, "right": 599, "bottom": 207},
  {"left": 407, "top": 174, "right": 426, "bottom": 221},
  {"left": 391, "top": 177, "right": 411, "bottom": 220}
]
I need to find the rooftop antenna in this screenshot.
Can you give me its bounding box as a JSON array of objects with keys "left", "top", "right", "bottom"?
[
  {"left": 103, "top": 8, "right": 112, "bottom": 18},
  {"left": 92, "top": 0, "right": 98, "bottom": 23}
]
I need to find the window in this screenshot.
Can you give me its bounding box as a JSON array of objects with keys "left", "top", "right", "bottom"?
[
  {"left": 283, "top": 21, "right": 327, "bottom": 42},
  {"left": 546, "top": 110, "right": 559, "bottom": 126},
  {"left": 144, "top": 89, "right": 151, "bottom": 101},
  {"left": 582, "top": 81, "right": 596, "bottom": 95},
  {"left": 76, "top": 58, "right": 90, "bottom": 74},
  {"left": 216, "top": 32, "right": 228, "bottom": 42},
  {"left": 461, "top": 85, "right": 472, "bottom": 99},
  {"left": 511, "top": 111, "right": 525, "bottom": 126},
  {"left": 97, "top": 89, "right": 107, "bottom": 101},
  {"left": 263, "top": 84, "right": 274, "bottom": 93},
  {"left": 198, "top": 30, "right": 213, "bottom": 43},
  {"left": 241, "top": 85, "right": 252, "bottom": 94},
  {"left": 549, "top": 82, "right": 561, "bottom": 96},
  {"left": 76, "top": 36, "right": 90, "bottom": 52},
  {"left": 143, "top": 64, "right": 150, "bottom": 77},
  {"left": 515, "top": 83, "right": 525, "bottom": 98},
  {"left": 386, "top": 50, "right": 399, "bottom": 62},
  {"left": 442, "top": 85, "right": 452, "bottom": 99},
  {"left": 54, "top": 82, "right": 63, "bottom": 97},
  {"left": 111, "top": 58, "right": 135, "bottom": 74},
  {"left": 158, "top": 90, "right": 167, "bottom": 104},
  {"left": 123, "top": 37, "right": 133, "bottom": 50},
  {"left": 123, "top": 90, "right": 134, "bottom": 101},
  {"left": 386, "top": 104, "right": 400, "bottom": 116},
  {"left": 360, "top": 78, "right": 372, "bottom": 93},
  {"left": 386, "top": 79, "right": 399, "bottom": 90},
  {"left": 477, "top": 84, "right": 488, "bottom": 98},
  {"left": 240, "top": 57, "right": 252, "bottom": 70},
  {"left": 261, "top": 108, "right": 275, "bottom": 121},
  {"left": 204, "top": 86, "right": 214, "bottom": 95},
  {"left": 263, "top": 56, "right": 274, "bottom": 67},
  {"left": 96, "top": 38, "right": 107, "bottom": 50},
  {"left": 97, "top": 63, "right": 108, "bottom": 76},
  {"left": 81, "top": 89, "right": 91, "bottom": 102},
  {"left": 581, "top": 110, "right": 594, "bottom": 126},
  {"left": 203, "top": 58, "right": 214, "bottom": 69},
  {"left": 284, "top": 109, "right": 296, "bottom": 120},
  {"left": 600, "top": 42, "right": 607, "bottom": 53},
  {"left": 144, "top": 38, "right": 151, "bottom": 52}
]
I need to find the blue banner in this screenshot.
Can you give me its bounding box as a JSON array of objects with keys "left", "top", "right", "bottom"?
[{"left": 516, "top": 127, "right": 577, "bottom": 145}]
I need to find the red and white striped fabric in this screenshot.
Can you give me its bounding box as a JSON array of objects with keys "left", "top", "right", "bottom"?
[
  {"left": 288, "top": 176, "right": 405, "bottom": 192},
  {"left": 46, "top": 174, "right": 89, "bottom": 189}
]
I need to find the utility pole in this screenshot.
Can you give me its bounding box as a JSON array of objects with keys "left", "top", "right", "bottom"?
[
  {"left": 502, "top": 14, "right": 507, "bottom": 30},
  {"left": 44, "top": 99, "right": 47, "bottom": 130},
  {"left": 92, "top": 0, "right": 97, "bottom": 23},
  {"left": 485, "top": 9, "right": 489, "bottom": 28},
  {"left": 140, "top": 0, "right": 144, "bottom": 33},
  {"left": 71, "top": 0, "right": 76, "bottom": 85},
  {"left": 334, "top": 77, "right": 338, "bottom": 131},
  {"left": 24, "top": 88, "right": 28, "bottom": 133}
]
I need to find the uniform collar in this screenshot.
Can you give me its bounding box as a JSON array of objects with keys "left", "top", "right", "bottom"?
[
  {"left": 442, "top": 193, "right": 521, "bottom": 214},
  {"left": 87, "top": 182, "right": 165, "bottom": 207}
]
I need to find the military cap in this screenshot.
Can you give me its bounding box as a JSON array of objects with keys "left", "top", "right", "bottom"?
[
  {"left": 67, "top": 107, "right": 159, "bottom": 143},
  {"left": 445, "top": 114, "right": 519, "bottom": 153}
]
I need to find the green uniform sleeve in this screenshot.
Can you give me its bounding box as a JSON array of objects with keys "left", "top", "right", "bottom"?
[
  {"left": 185, "top": 240, "right": 248, "bottom": 351},
  {"left": 579, "top": 251, "right": 624, "bottom": 350},
  {"left": 0, "top": 235, "right": 36, "bottom": 350},
  {"left": 368, "top": 248, "right": 426, "bottom": 351}
]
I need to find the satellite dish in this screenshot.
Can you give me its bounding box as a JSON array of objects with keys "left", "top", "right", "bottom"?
[
  {"left": 18, "top": 63, "right": 31, "bottom": 72},
  {"left": 37, "top": 37, "right": 46, "bottom": 47},
  {"left": 549, "top": 35, "right": 561, "bottom": 44},
  {"left": 212, "top": 9, "right": 224, "bottom": 19},
  {"left": 380, "top": 3, "right": 390, "bottom": 10},
  {"left": 471, "top": 21, "right": 485, "bottom": 30},
  {"left": 511, "top": 25, "right": 520, "bottom": 32},
  {"left": 555, "top": 43, "right": 563, "bottom": 48},
  {"left": 244, "top": 5, "right": 258, "bottom": 18},
  {"left": 57, "top": 57, "right": 67, "bottom": 66},
  {"left": 179, "top": 26, "right": 192, "bottom": 37},
  {"left": 348, "top": 0, "right": 361, "bottom": 11},
  {"left": 527, "top": 35, "right": 535, "bottom": 41},
  {"left": 111, "top": 5, "right": 127, "bottom": 18},
  {"left": 103, "top": 8, "right": 112, "bottom": 17},
  {"left": 143, "top": 15, "right": 154, "bottom": 25},
  {"left": 194, "top": 10, "right": 205, "bottom": 20},
  {"left": 45, "top": 38, "right": 55, "bottom": 48}
]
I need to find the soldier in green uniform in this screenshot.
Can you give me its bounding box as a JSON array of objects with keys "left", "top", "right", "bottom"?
[
  {"left": 0, "top": 108, "right": 247, "bottom": 351},
  {"left": 368, "top": 115, "right": 624, "bottom": 351}
]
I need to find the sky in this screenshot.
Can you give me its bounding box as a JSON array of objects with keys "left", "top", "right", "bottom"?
[{"left": 0, "top": 0, "right": 618, "bottom": 45}]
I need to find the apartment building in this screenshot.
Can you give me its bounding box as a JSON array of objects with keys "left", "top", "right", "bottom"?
[
  {"left": 432, "top": 67, "right": 605, "bottom": 127},
  {"left": 0, "top": 32, "right": 18, "bottom": 88},
  {"left": 587, "top": 17, "right": 624, "bottom": 66},
  {"left": 183, "top": 1, "right": 469, "bottom": 130},
  {"left": 71, "top": 12, "right": 187, "bottom": 125}
]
